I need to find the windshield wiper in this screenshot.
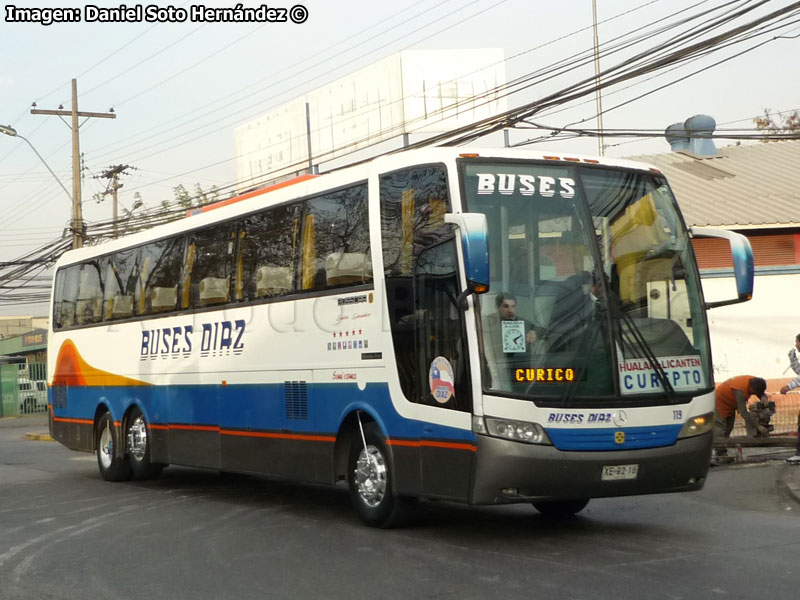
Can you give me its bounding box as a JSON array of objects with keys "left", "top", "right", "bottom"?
[{"left": 608, "top": 290, "right": 676, "bottom": 399}]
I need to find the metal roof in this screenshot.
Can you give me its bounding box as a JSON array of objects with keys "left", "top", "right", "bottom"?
[{"left": 629, "top": 140, "right": 800, "bottom": 229}]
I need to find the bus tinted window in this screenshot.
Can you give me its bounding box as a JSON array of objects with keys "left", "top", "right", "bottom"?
[
  {"left": 51, "top": 183, "right": 371, "bottom": 329},
  {"left": 75, "top": 262, "right": 103, "bottom": 325},
  {"left": 138, "top": 237, "right": 184, "bottom": 315},
  {"left": 300, "top": 184, "right": 370, "bottom": 292},
  {"left": 53, "top": 265, "right": 80, "bottom": 329},
  {"left": 379, "top": 165, "right": 471, "bottom": 408},
  {"left": 239, "top": 205, "right": 298, "bottom": 300},
  {"left": 186, "top": 226, "right": 236, "bottom": 308},
  {"left": 103, "top": 248, "right": 139, "bottom": 320}
]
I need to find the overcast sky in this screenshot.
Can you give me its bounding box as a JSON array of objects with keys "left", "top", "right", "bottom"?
[{"left": 1, "top": 0, "right": 799, "bottom": 316}]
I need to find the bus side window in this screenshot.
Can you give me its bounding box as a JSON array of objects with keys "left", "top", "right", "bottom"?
[
  {"left": 106, "top": 248, "right": 139, "bottom": 320},
  {"left": 239, "top": 206, "right": 298, "bottom": 301},
  {"left": 54, "top": 265, "right": 80, "bottom": 329},
  {"left": 139, "top": 238, "right": 184, "bottom": 315},
  {"left": 189, "top": 226, "right": 235, "bottom": 307},
  {"left": 380, "top": 165, "right": 472, "bottom": 411},
  {"left": 301, "top": 184, "right": 370, "bottom": 292},
  {"left": 75, "top": 262, "right": 103, "bottom": 325}
]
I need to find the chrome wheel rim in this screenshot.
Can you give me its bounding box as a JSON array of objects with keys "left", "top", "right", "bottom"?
[
  {"left": 127, "top": 416, "right": 148, "bottom": 462},
  {"left": 354, "top": 445, "right": 387, "bottom": 507},
  {"left": 98, "top": 422, "right": 113, "bottom": 469}
]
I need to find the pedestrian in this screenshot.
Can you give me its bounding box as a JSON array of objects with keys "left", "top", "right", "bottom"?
[
  {"left": 713, "top": 376, "right": 768, "bottom": 457},
  {"left": 779, "top": 333, "right": 800, "bottom": 464}
]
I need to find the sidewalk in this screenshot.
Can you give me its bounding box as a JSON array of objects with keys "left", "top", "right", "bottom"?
[
  {"left": 0, "top": 411, "right": 48, "bottom": 429},
  {"left": 706, "top": 443, "right": 800, "bottom": 507},
  {"left": 0, "top": 411, "right": 53, "bottom": 440}
]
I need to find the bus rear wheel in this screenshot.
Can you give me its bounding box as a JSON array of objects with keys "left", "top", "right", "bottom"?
[
  {"left": 126, "top": 407, "right": 164, "bottom": 480},
  {"left": 96, "top": 411, "right": 132, "bottom": 482},
  {"left": 532, "top": 498, "right": 589, "bottom": 517},
  {"left": 347, "top": 423, "right": 410, "bottom": 528}
]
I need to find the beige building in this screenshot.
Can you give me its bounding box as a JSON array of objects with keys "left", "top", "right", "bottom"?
[
  {"left": 630, "top": 140, "right": 800, "bottom": 433},
  {"left": 0, "top": 316, "right": 49, "bottom": 341}
]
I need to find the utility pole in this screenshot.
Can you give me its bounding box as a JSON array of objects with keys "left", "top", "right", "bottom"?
[
  {"left": 31, "top": 78, "right": 116, "bottom": 249},
  {"left": 591, "top": 0, "right": 605, "bottom": 156},
  {"left": 95, "top": 165, "right": 133, "bottom": 239}
]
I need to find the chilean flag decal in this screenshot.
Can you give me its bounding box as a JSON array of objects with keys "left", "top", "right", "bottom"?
[{"left": 429, "top": 356, "right": 455, "bottom": 404}]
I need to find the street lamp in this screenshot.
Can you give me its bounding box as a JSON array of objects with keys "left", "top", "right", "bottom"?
[{"left": 0, "top": 124, "right": 76, "bottom": 242}]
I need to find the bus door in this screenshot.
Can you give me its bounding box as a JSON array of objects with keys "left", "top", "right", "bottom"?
[{"left": 380, "top": 165, "right": 473, "bottom": 500}]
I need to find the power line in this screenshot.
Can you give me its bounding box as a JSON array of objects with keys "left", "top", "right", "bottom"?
[{"left": 2, "top": 0, "right": 799, "bottom": 305}]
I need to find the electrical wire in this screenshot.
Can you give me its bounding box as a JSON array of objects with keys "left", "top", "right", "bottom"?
[{"left": 2, "top": 0, "right": 799, "bottom": 305}]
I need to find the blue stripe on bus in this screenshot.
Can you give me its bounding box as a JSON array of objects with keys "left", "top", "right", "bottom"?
[
  {"left": 545, "top": 424, "right": 682, "bottom": 451},
  {"left": 52, "top": 381, "right": 477, "bottom": 444}
]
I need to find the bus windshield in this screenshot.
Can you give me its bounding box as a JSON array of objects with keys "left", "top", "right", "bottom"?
[{"left": 461, "top": 159, "right": 710, "bottom": 404}]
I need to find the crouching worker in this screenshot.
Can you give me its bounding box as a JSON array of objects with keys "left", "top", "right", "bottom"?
[{"left": 713, "top": 375, "right": 768, "bottom": 457}]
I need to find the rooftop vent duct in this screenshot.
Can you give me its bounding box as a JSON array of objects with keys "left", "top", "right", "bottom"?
[
  {"left": 665, "top": 114, "right": 717, "bottom": 157},
  {"left": 665, "top": 122, "right": 690, "bottom": 152}
]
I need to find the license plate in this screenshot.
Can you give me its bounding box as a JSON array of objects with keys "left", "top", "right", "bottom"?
[{"left": 602, "top": 464, "right": 639, "bottom": 481}]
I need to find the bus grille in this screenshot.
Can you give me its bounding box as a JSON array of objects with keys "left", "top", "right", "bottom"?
[{"left": 546, "top": 425, "right": 682, "bottom": 451}]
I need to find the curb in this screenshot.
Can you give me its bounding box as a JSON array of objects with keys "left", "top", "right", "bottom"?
[
  {"left": 785, "top": 481, "right": 800, "bottom": 504},
  {"left": 779, "top": 471, "right": 800, "bottom": 506},
  {"left": 24, "top": 432, "right": 54, "bottom": 442}
]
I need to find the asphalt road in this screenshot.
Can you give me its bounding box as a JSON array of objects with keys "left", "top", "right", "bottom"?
[{"left": 1, "top": 416, "right": 799, "bottom": 600}]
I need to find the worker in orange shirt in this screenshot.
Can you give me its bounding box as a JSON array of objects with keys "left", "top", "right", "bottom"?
[{"left": 714, "top": 376, "right": 768, "bottom": 457}]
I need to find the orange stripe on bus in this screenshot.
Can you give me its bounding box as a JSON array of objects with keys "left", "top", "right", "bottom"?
[
  {"left": 52, "top": 416, "right": 93, "bottom": 425},
  {"left": 222, "top": 430, "right": 336, "bottom": 442},
  {"left": 146, "top": 423, "right": 335, "bottom": 442},
  {"left": 387, "top": 438, "right": 477, "bottom": 452},
  {"left": 167, "top": 424, "right": 221, "bottom": 432},
  {"left": 50, "top": 418, "right": 466, "bottom": 449},
  {"left": 187, "top": 174, "right": 319, "bottom": 215}
]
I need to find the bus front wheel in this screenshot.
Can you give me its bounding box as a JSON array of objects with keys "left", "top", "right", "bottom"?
[
  {"left": 126, "top": 407, "right": 164, "bottom": 480},
  {"left": 532, "top": 498, "right": 589, "bottom": 517},
  {"left": 347, "top": 423, "right": 410, "bottom": 528},
  {"left": 96, "top": 411, "right": 132, "bottom": 482}
]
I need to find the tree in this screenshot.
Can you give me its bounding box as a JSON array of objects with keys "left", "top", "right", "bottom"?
[
  {"left": 171, "top": 183, "right": 220, "bottom": 209},
  {"left": 753, "top": 108, "right": 800, "bottom": 141}
]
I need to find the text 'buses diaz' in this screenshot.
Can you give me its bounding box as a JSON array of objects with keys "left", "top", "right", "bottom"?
[{"left": 48, "top": 148, "right": 753, "bottom": 526}]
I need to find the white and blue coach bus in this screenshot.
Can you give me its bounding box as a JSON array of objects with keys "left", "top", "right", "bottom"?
[{"left": 48, "top": 148, "right": 753, "bottom": 527}]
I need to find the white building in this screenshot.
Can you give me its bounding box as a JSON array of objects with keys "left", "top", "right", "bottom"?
[{"left": 234, "top": 49, "right": 507, "bottom": 191}]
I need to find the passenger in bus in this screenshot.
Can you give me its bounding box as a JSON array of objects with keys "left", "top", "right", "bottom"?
[
  {"left": 488, "top": 292, "right": 537, "bottom": 350},
  {"left": 713, "top": 376, "right": 768, "bottom": 458},
  {"left": 779, "top": 333, "right": 800, "bottom": 464},
  {"left": 482, "top": 292, "right": 539, "bottom": 391}
]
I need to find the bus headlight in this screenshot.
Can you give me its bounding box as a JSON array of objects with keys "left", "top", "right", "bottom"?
[
  {"left": 677, "top": 412, "right": 714, "bottom": 439},
  {"left": 477, "top": 416, "right": 552, "bottom": 445}
]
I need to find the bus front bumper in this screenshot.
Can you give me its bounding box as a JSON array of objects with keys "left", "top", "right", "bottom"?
[{"left": 469, "top": 432, "right": 712, "bottom": 505}]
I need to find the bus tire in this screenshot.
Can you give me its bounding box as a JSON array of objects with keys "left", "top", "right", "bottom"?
[
  {"left": 96, "top": 411, "right": 132, "bottom": 482},
  {"left": 532, "top": 498, "right": 589, "bottom": 517},
  {"left": 347, "top": 423, "right": 410, "bottom": 528},
  {"left": 126, "top": 407, "right": 164, "bottom": 480}
]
